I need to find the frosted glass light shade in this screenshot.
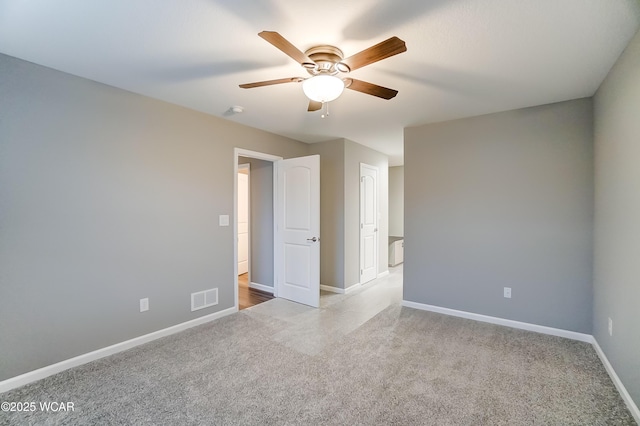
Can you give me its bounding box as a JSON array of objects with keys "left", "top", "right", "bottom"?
[{"left": 302, "top": 75, "right": 345, "bottom": 103}]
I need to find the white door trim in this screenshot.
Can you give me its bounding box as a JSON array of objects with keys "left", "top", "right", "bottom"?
[{"left": 233, "top": 148, "right": 283, "bottom": 310}]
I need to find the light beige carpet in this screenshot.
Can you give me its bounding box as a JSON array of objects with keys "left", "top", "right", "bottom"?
[{"left": 1, "top": 304, "right": 635, "bottom": 425}]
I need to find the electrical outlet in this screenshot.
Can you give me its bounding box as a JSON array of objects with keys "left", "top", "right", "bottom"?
[
  {"left": 140, "top": 298, "right": 149, "bottom": 312},
  {"left": 608, "top": 317, "right": 613, "bottom": 336},
  {"left": 504, "top": 287, "right": 512, "bottom": 298}
]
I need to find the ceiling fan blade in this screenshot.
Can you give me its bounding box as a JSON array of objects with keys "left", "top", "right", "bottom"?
[
  {"left": 259, "top": 31, "right": 315, "bottom": 66},
  {"left": 341, "top": 36, "right": 407, "bottom": 72},
  {"left": 239, "top": 77, "right": 303, "bottom": 89},
  {"left": 345, "top": 78, "right": 398, "bottom": 100},
  {"left": 308, "top": 100, "right": 322, "bottom": 112}
]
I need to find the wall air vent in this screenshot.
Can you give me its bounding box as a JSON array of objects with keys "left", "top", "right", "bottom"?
[{"left": 191, "top": 288, "right": 218, "bottom": 311}]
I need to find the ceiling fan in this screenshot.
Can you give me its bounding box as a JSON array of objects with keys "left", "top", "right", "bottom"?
[{"left": 239, "top": 31, "right": 407, "bottom": 114}]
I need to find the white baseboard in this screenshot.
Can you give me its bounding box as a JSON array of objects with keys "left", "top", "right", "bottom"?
[
  {"left": 378, "top": 270, "right": 390, "bottom": 278},
  {"left": 0, "top": 306, "right": 237, "bottom": 394},
  {"left": 592, "top": 339, "right": 640, "bottom": 423},
  {"left": 320, "top": 285, "right": 345, "bottom": 294},
  {"left": 249, "top": 282, "right": 274, "bottom": 294},
  {"left": 345, "top": 282, "right": 362, "bottom": 293},
  {"left": 320, "top": 282, "right": 362, "bottom": 294},
  {"left": 401, "top": 300, "right": 593, "bottom": 343}
]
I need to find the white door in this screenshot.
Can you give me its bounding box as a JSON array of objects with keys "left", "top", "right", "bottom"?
[
  {"left": 360, "top": 163, "right": 378, "bottom": 284},
  {"left": 237, "top": 166, "right": 249, "bottom": 275},
  {"left": 275, "top": 155, "right": 320, "bottom": 308}
]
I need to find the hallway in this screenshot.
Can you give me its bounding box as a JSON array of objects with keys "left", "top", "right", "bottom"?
[
  {"left": 241, "top": 265, "right": 403, "bottom": 356},
  {"left": 238, "top": 273, "right": 274, "bottom": 310}
]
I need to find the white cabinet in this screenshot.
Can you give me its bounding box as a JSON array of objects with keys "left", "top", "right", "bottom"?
[{"left": 389, "top": 237, "right": 404, "bottom": 266}]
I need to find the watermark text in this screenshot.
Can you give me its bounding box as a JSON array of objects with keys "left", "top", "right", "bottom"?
[{"left": 1, "top": 401, "right": 75, "bottom": 412}]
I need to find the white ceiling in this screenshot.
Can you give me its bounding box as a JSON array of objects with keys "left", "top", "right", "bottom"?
[{"left": 1, "top": 0, "right": 639, "bottom": 165}]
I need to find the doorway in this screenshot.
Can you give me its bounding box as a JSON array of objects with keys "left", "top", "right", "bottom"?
[
  {"left": 233, "top": 148, "right": 321, "bottom": 310},
  {"left": 236, "top": 155, "right": 276, "bottom": 310}
]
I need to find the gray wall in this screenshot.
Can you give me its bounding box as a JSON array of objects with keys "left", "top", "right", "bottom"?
[
  {"left": 344, "top": 139, "right": 389, "bottom": 287},
  {"left": 593, "top": 29, "right": 640, "bottom": 405},
  {"left": 238, "top": 157, "right": 274, "bottom": 288},
  {"left": 389, "top": 166, "right": 404, "bottom": 237},
  {"left": 309, "top": 138, "right": 389, "bottom": 289},
  {"left": 0, "top": 53, "right": 308, "bottom": 380},
  {"left": 308, "top": 139, "right": 345, "bottom": 288},
  {"left": 404, "top": 98, "right": 594, "bottom": 333}
]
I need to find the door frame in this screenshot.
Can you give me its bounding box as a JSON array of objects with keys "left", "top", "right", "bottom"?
[
  {"left": 360, "top": 162, "right": 379, "bottom": 284},
  {"left": 233, "top": 148, "right": 283, "bottom": 310}
]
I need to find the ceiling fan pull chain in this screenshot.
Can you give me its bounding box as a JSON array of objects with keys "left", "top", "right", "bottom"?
[{"left": 321, "top": 101, "right": 329, "bottom": 119}]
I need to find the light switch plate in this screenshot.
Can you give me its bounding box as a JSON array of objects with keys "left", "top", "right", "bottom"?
[
  {"left": 140, "top": 298, "right": 149, "bottom": 312},
  {"left": 219, "top": 215, "right": 229, "bottom": 226}
]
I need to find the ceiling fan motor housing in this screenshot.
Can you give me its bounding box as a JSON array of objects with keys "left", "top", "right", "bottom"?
[{"left": 304, "top": 45, "right": 346, "bottom": 75}]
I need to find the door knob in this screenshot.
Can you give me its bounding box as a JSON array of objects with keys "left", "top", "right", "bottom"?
[{"left": 307, "top": 237, "right": 318, "bottom": 242}]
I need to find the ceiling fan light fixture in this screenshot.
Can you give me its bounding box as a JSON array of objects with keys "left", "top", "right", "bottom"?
[{"left": 302, "top": 75, "right": 345, "bottom": 103}]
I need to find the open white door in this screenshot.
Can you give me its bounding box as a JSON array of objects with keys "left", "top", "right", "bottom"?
[
  {"left": 360, "top": 163, "right": 378, "bottom": 284},
  {"left": 275, "top": 155, "right": 320, "bottom": 308}
]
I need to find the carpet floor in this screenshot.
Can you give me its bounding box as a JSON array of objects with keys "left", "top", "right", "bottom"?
[{"left": 1, "top": 272, "right": 635, "bottom": 425}]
